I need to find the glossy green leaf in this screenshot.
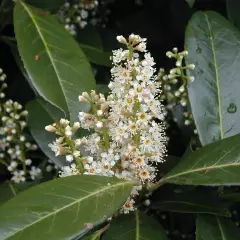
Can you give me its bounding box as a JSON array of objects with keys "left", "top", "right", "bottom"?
[
  {"left": 25, "top": 0, "right": 64, "bottom": 12},
  {"left": 185, "top": 0, "right": 195, "bottom": 8},
  {"left": 226, "top": 0, "right": 240, "bottom": 30},
  {"left": 185, "top": 11, "right": 240, "bottom": 146},
  {"left": 26, "top": 99, "right": 66, "bottom": 167},
  {"left": 151, "top": 189, "right": 230, "bottom": 216},
  {"left": 14, "top": 2, "right": 95, "bottom": 122},
  {"left": 196, "top": 215, "right": 240, "bottom": 240},
  {"left": 0, "top": 175, "right": 133, "bottom": 240},
  {"left": 156, "top": 133, "right": 240, "bottom": 186},
  {"left": 103, "top": 211, "right": 168, "bottom": 240}
]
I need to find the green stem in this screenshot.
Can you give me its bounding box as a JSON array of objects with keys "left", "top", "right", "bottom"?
[
  {"left": 8, "top": 181, "right": 17, "bottom": 197},
  {"left": 102, "top": 128, "right": 110, "bottom": 150},
  {"left": 75, "top": 157, "right": 84, "bottom": 173}
]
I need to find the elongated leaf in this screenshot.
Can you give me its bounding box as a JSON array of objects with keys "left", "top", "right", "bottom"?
[
  {"left": 156, "top": 133, "right": 240, "bottom": 186},
  {"left": 26, "top": 99, "right": 66, "bottom": 167},
  {"left": 14, "top": 2, "right": 95, "bottom": 122},
  {"left": 0, "top": 175, "right": 133, "bottom": 240},
  {"left": 196, "top": 215, "right": 240, "bottom": 240},
  {"left": 151, "top": 189, "right": 230, "bottom": 216},
  {"left": 26, "top": 0, "right": 65, "bottom": 12},
  {"left": 226, "top": 0, "right": 240, "bottom": 30},
  {"left": 103, "top": 211, "right": 168, "bottom": 240},
  {"left": 185, "top": 11, "right": 240, "bottom": 146}
]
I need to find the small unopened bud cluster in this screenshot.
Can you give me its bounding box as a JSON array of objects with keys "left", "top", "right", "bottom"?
[
  {"left": 46, "top": 119, "right": 84, "bottom": 172},
  {"left": 158, "top": 48, "right": 195, "bottom": 127},
  {"left": 57, "top": 0, "right": 111, "bottom": 35},
  {"left": 0, "top": 68, "right": 41, "bottom": 183},
  {"left": 47, "top": 34, "right": 167, "bottom": 214}
]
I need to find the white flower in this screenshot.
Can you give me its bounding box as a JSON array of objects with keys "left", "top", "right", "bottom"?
[
  {"left": 25, "top": 159, "right": 32, "bottom": 165},
  {"left": 59, "top": 163, "right": 79, "bottom": 178},
  {"left": 66, "top": 154, "right": 74, "bottom": 162},
  {"left": 48, "top": 141, "right": 64, "bottom": 156},
  {"left": 11, "top": 170, "right": 25, "bottom": 183},
  {"left": 29, "top": 166, "right": 42, "bottom": 180},
  {"left": 121, "top": 198, "right": 135, "bottom": 214},
  {"left": 96, "top": 121, "right": 103, "bottom": 128},
  {"left": 80, "top": 9, "right": 88, "bottom": 19}
]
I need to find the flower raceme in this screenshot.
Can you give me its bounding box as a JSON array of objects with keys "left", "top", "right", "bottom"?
[{"left": 46, "top": 34, "right": 167, "bottom": 213}]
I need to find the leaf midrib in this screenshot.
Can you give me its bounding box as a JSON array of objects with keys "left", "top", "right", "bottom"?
[
  {"left": 161, "top": 161, "right": 240, "bottom": 183},
  {"left": 20, "top": 2, "right": 68, "bottom": 115},
  {"left": 5, "top": 181, "right": 133, "bottom": 239},
  {"left": 204, "top": 12, "right": 224, "bottom": 140},
  {"left": 216, "top": 217, "right": 227, "bottom": 240}
]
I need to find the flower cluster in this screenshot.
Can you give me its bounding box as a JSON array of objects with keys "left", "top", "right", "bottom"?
[
  {"left": 46, "top": 34, "right": 167, "bottom": 214},
  {"left": 57, "top": 0, "right": 112, "bottom": 35},
  {"left": 0, "top": 68, "right": 41, "bottom": 183},
  {"left": 157, "top": 48, "right": 195, "bottom": 128}
]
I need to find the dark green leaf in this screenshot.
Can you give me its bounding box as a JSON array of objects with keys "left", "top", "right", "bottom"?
[
  {"left": 151, "top": 189, "right": 230, "bottom": 216},
  {"left": 0, "top": 0, "right": 14, "bottom": 32},
  {"left": 79, "top": 43, "right": 112, "bottom": 67},
  {"left": 196, "top": 215, "right": 240, "bottom": 240},
  {"left": 26, "top": 99, "right": 66, "bottom": 167},
  {"left": 158, "top": 155, "right": 180, "bottom": 177},
  {"left": 185, "top": 0, "right": 195, "bottom": 8},
  {"left": 0, "top": 37, "right": 38, "bottom": 95},
  {"left": 77, "top": 27, "right": 112, "bottom": 67},
  {"left": 81, "top": 230, "right": 102, "bottom": 240},
  {"left": 96, "top": 84, "right": 110, "bottom": 95},
  {"left": 221, "top": 192, "right": 240, "bottom": 202},
  {"left": 25, "top": 0, "right": 64, "bottom": 12},
  {"left": 14, "top": 2, "right": 95, "bottom": 122},
  {"left": 156, "top": 133, "right": 240, "bottom": 186},
  {"left": 103, "top": 211, "right": 168, "bottom": 240},
  {"left": 226, "top": 0, "right": 240, "bottom": 30},
  {"left": 0, "top": 181, "right": 38, "bottom": 205},
  {"left": 185, "top": 11, "right": 240, "bottom": 145},
  {"left": 0, "top": 175, "right": 133, "bottom": 240}
]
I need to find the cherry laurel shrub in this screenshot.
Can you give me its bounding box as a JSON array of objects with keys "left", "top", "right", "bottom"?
[{"left": 0, "top": 1, "right": 240, "bottom": 240}]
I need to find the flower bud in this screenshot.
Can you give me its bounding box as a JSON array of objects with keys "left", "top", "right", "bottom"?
[
  {"left": 96, "top": 121, "right": 103, "bottom": 128},
  {"left": 82, "top": 92, "right": 89, "bottom": 99},
  {"left": 116, "top": 35, "right": 127, "bottom": 44},
  {"left": 97, "top": 110, "right": 103, "bottom": 116},
  {"left": 72, "top": 122, "right": 80, "bottom": 131},
  {"left": 78, "top": 95, "right": 88, "bottom": 102},
  {"left": 45, "top": 125, "right": 57, "bottom": 132}
]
